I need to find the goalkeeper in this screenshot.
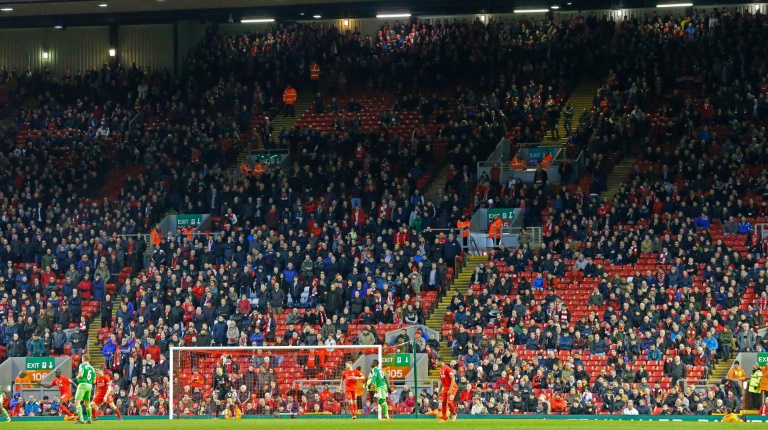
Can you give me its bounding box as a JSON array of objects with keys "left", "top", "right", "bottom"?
[
  {"left": 365, "top": 360, "right": 391, "bottom": 420},
  {"left": 0, "top": 388, "right": 10, "bottom": 422}
]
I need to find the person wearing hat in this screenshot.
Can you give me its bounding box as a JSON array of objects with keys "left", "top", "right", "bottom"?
[
  {"left": 727, "top": 361, "right": 746, "bottom": 398},
  {"left": 28, "top": 331, "right": 45, "bottom": 357},
  {"left": 749, "top": 363, "right": 763, "bottom": 408}
]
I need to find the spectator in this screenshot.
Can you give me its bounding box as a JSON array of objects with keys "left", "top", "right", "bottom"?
[{"left": 24, "top": 396, "right": 39, "bottom": 417}]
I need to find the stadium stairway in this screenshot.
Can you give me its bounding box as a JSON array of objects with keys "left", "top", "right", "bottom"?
[
  {"left": 424, "top": 165, "right": 449, "bottom": 204},
  {"left": 544, "top": 80, "right": 600, "bottom": 144},
  {"left": 706, "top": 350, "right": 738, "bottom": 386},
  {"left": 425, "top": 255, "right": 486, "bottom": 379},
  {"left": 99, "top": 165, "right": 145, "bottom": 201},
  {"left": 233, "top": 87, "right": 315, "bottom": 167},
  {"left": 600, "top": 157, "right": 636, "bottom": 201},
  {"left": 88, "top": 315, "right": 106, "bottom": 370},
  {"left": 270, "top": 91, "right": 314, "bottom": 145}
]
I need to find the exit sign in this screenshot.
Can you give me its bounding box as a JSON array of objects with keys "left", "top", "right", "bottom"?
[
  {"left": 382, "top": 354, "right": 411, "bottom": 367},
  {"left": 176, "top": 214, "right": 203, "bottom": 227},
  {"left": 26, "top": 357, "right": 55, "bottom": 370},
  {"left": 758, "top": 353, "right": 768, "bottom": 365},
  {"left": 487, "top": 209, "right": 516, "bottom": 229},
  {"left": 26, "top": 357, "right": 56, "bottom": 383}
]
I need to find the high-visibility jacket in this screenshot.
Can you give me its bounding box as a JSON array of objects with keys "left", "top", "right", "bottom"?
[
  {"left": 252, "top": 163, "right": 265, "bottom": 176},
  {"left": 283, "top": 88, "right": 297, "bottom": 105},
  {"left": 541, "top": 153, "right": 554, "bottom": 168},
  {"left": 310, "top": 63, "right": 321, "bottom": 80},
  {"left": 511, "top": 156, "right": 526, "bottom": 171},
  {"left": 240, "top": 163, "right": 251, "bottom": 175},
  {"left": 457, "top": 219, "right": 470, "bottom": 237},
  {"left": 182, "top": 226, "right": 195, "bottom": 242},
  {"left": 728, "top": 366, "right": 746, "bottom": 383},
  {"left": 761, "top": 365, "right": 768, "bottom": 392},
  {"left": 748, "top": 368, "right": 763, "bottom": 393},
  {"left": 225, "top": 404, "right": 242, "bottom": 419},
  {"left": 488, "top": 218, "right": 503, "bottom": 239},
  {"left": 150, "top": 228, "right": 162, "bottom": 245}
]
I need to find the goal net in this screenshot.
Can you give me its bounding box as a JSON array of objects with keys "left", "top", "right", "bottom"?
[{"left": 169, "top": 345, "right": 383, "bottom": 419}]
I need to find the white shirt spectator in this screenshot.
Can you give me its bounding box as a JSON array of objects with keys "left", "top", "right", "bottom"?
[
  {"left": 470, "top": 401, "right": 488, "bottom": 415},
  {"left": 622, "top": 405, "right": 639, "bottom": 415},
  {"left": 96, "top": 124, "right": 110, "bottom": 138}
]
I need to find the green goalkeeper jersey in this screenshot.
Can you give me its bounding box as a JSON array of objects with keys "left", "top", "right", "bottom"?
[
  {"left": 77, "top": 362, "right": 96, "bottom": 385},
  {"left": 368, "top": 367, "right": 389, "bottom": 389}
]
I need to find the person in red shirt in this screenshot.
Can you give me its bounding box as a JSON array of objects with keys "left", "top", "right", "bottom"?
[
  {"left": 188, "top": 367, "right": 205, "bottom": 387},
  {"left": 39, "top": 369, "right": 77, "bottom": 420},
  {"left": 318, "top": 384, "right": 334, "bottom": 403},
  {"left": 143, "top": 338, "right": 162, "bottom": 361},
  {"left": 437, "top": 359, "right": 457, "bottom": 422},
  {"left": 90, "top": 369, "right": 123, "bottom": 421},
  {"left": 340, "top": 362, "right": 364, "bottom": 419},
  {"left": 760, "top": 399, "right": 768, "bottom": 416}
]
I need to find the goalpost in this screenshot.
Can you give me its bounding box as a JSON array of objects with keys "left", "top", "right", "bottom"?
[{"left": 169, "top": 345, "right": 383, "bottom": 419}]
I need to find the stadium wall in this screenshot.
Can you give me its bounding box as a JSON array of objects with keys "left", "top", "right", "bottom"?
[
  {"left": 0, "top": 26, "right": 109, "bottom": 75},
  {"left": 0, "top": 21, "right": 197, "bottom": 77},
  {"left": 118, "top": 24, "right": 174, "bottom": 72},
  {"left": 0, "top": 3, "right": 764, "bottom": 76}
]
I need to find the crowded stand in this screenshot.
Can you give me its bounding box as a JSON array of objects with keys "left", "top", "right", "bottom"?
[
  {"left": 436, "top": 6, "right": 768, "bottom": 418},
  {"left": 0, "top": 6, "right": 766, "bottom": 420}
]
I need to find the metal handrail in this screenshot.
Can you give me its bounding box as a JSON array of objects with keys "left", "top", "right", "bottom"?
[
  {"left": 248, "top": 148, "right": 290, "bottom": 157},
  {"left": 469, "top": 235, "right": 481, "bottom": 256},
  {"left": 128, "top": 105, "right": 150, "bottom": 134}
]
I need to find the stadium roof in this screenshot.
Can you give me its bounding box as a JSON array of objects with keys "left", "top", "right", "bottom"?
[{"left": 0, "top": 0, "right": 746, "bottom": 28}]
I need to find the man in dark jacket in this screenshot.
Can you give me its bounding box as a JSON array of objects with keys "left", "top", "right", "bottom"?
[
  {"left": 324, "top": 282, "right": 343, "bottom": 316},
  {"left": 52, "top": 325, "right": 68, "bottom": 355},
  {"left": 666, "top": 355, "right": 687, "bottom": 386},
  {"left": 212, "top": 316, "right": 228, "bottom": 346},
  {"left": 268, "top": 283, "right": 286, "bottom": 315},
  {"left": 443, "top": 234, "right": 462, "bottom": 263},
  {"left": 147, "top": 296, "right": 163, "bottom": 325},
  {"left": 589, "top": 334, "right": 609, "bottom": 357},
  {"left": 27, "top": 332, "right": 46, "bottom": 357},
  {"left": 196, "top": 327, "right": 213, "bottom": 347},
  {"left": 452, "top": 326, "right": 470, "bottom": 355},
  {"left": 7, "top": 333, "right": 25, "bottom": 357},
  {"left": 169, "top": 301, "right": 185, "bottom": 327},
  {"left": 100, "top": 295, "right": 114, "bottom": 329},
  {"left": 3, "top": 320, "right": 17, "bottom": 345},
  {"left": 69, "top": 290, "right": 83, "bottom": 322},
  {"left": 70, "top": 328, "right": 87, "bottom": 355}
]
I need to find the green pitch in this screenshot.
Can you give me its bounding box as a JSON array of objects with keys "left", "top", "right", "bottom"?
[{"left": 0, "top": 419, "right": 749, "bottom": 429}]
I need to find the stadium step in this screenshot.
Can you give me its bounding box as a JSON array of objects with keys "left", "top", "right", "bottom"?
[
  {"left": 88, "top": 315, "right": 106, "bottom": 370},
  {"left": 98, "top": 164, "right": 144, "bottom": 201},
  {"left": 228, "top": 89, "right": 313, "bottom": 174},
  {"left": 424, "top": 164, "right": 449, "bottom": 206},
  {"left": 706, "top": 351, "right": 738, "bottom": 385},
  {"left": 600, "top": 157, "right": 637, "bottom": 201},
  {"left": 424, "top": 255, "right": 486, "bottom": 379},
  {"left": 270, "top": 96, "right": 313, "bottom": 144},
  {"left": 268, "top": 84, "right": 318, "bottom": 146},
  {"left": 543, "top": 79, "right": 600, "bottom": 144}
]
